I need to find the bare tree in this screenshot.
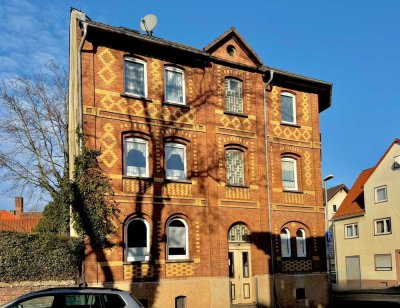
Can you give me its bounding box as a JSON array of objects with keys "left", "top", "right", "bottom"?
[{"left": 0, "top": 61, "right": 68, "bottom": 209}]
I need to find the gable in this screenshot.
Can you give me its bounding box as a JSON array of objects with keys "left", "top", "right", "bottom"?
[{"left": 204, "top": 28, "right": 263, "bottom": 67}]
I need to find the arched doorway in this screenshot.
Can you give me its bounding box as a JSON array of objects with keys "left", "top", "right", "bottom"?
[{"left": 228, "top": 223, "right": 253, "bottom": 305}]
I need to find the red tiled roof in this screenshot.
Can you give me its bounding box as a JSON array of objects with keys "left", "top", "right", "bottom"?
[
  {"left": 0, "top": 210, "right": 17, "bottom": 220},
  {"left": 332, "top": 168, "right": 375, "bottom": 220},
  {"left": 0, "top": 212, "right": 42, "bottom": 233}
]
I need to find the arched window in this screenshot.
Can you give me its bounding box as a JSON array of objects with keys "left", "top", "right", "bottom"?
[
  {"left": 165, "top": 66, "right": 185, "bottom": 105},
  {"left": 228, "top": 223, "right": 250, "bottom": 242},
  {"left": 165, "top": 143, "right": 186, "bottom": 180},
  {"left": 125, "top": 137, "right": 149, "bottom": 177},
  {"left": 225, "top": 78, "right": 243, "bottom": 114},
  {"left": 296, "top": 229, "right": 306, "bottom": 257},
  {"left": 281, "top": 157, "right": 298, "bottom": 191},
  {"left": 167, "top": 218, "right": 189, "bottom": 260},
  {"left": 281, "top": 92, "right": 296, "bottom": 124},
  {"left": 226, "top": 149, "right": 244, "bottom": 186},
  {"left": 126, "top": 218, "right": 150, "bottom": 261},
  {"left": 124, "top": 57, "right": 147, "bottom": 98},
  {"left": 280, "top": 228, "right": 291, "bottom": 257}
]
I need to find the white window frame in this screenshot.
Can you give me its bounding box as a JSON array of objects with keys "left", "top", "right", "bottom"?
[
  {"left": 375, "top": 254, "right": 392, "bottom": 271},
  {"left": 281, "top": 92, "right": 296, "bottom": 125},
  {"left": 375, "top": 218, "right": 391, "bottom": 235},
  {"left": 164, "top": 66, "right": 185, "bottom": 105},
  {"left": 225, "top": 78, "right": 243, "bottom": 114},
  {"left": 126, "top": 218, "right": 150, "bottom": 262},
  {"left": 281, "top": 157, "right": 298, "bottom": 191},
  {"left": 165, "top": 142, "right": 187, "bottom": 180},
  {"left": 226, "top": 149, "right": 245, "bottom": 186},
  {"left": 345, "top": 223, "right": 359, "bottom": 239},
  {"left": 280, "top": 228, "right": 291, "bottom": 257},
  {"left": 167, "top": 218, "right": 189, "bottom": 260},
  {"left": 374, "top": 185, "right": 388, "bottom": 203},
  {"left": 125, "top": 137, "right": 149, "bottom": 177},
  {"left": 124, "top": 57, "right": 147, "bottom": 98},
  {"left": 333, "top": 204, "right": 337, "bottom": 212},
  {"left": 296, "top": 229, "right": 306, "bottom": 257}
]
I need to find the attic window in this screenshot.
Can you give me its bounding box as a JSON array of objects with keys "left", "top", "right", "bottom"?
[{"left": 227, "top": 45, "right": 236, "bottom": 57}]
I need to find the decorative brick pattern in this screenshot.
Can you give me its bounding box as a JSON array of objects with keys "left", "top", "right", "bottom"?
[
  {"left": 124, "top": 264, "right": 155, "bottom": 279},
  {"left": 281, "top": 260, "right": 312, "bottom": 272},
  {"left": 162, "top": 183, "right": 192, "bottom": 197},
  {"left": 98, "top": 48, "right": 116, "bottom": 85},
  {"left": 270, "top": 87, "right": 280, "bottom": 118},
  {"left": 99, "top": 123, "right": 118, "bottom": 168},
  {"left": 123, "top": 178, "right": 154, "bottom": 195},
  {"left": 166, "top": 262, "right": 194, "bottom": 277},
  {"left": 226, "top": 186, "right": 250, "bottom": 200},
  {"left": 283, "top": 192, "right": 304, "bottom": 204},
  {"left": 220, "top": 115, "right": 253, "bottom": 131},
  {"left": 271, "top": 121, "right": 312, "bottom": 141},
  {"left": 195, "top": 221, "right": 201, "bottom": 255},
  {"left": 304, "top": 151, "right": 313, "bottom": 187},
  {"left": 302, "top": 93, "right": 311, "bottom": 122}
]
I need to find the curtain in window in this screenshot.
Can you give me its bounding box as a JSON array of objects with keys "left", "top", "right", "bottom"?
[
  {"left": 280, "top": 229, "right": 291, "bottom": 257},
  {"left": 296, "top": 229, "right": 306, "bottom": 257},
  {"left": 168, "top": 220, "right": 186, "bottom": 256},
  {"left": 281, "top": 95, "right": 294, "bottom": 123},
  {"left": 165, "top": 69, "right": 183, "bottom": 103},
  {"left": 126, "top": 140, "right": 147, "bottom": 176},
  {"left": 125, "top": 61, "right": 145, "bottom": 96},
  {"left": 166, "top": 144, "right": 185, "bottom": 179},
  {"left": 226, "top": 150, "right": 244, "bottom": 186},
  {"left": 282, "top": 159, "right": 296, "bottom": 189},
  {"left": 225, "top": 79, "right": 243, "bottom": 113}
]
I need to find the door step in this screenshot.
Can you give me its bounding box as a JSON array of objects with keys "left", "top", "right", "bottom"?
[{"left": 231, "top": 303, "right": 258, "bottom": 308}]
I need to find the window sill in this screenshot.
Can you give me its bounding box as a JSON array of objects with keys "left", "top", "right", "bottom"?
[
  {"left": 374, "top": 233, "right": 392, "bottom": 236},
  {"left": 123, "top": 260, "right": 151, "bottom": 265},
  {"left": 166, "top": 259, "right": 194, "bottom": 264},
  {"left": 165, "top": 178, "right": 192, "bottom": 184},
  {"left": 282, "top": 190, "right": 304, "bottom": 194},
  {"left": 281, "top": 122, "right": 301, "bottom": 128},
  {"left": 224, "top": 111, "right": 248, "bottom": 118},
  {"left": 121, "top": 93, "right": 153, "bottom": 103},
  {"left": 345, "top": 237, "right": 359, "bottom": 240},
  {"left": 163, "top": 101, "right": 191, "bottom": 109},
  {"left": 226, "top": 184, "right": 250, "bottom": 188},
  {"left": 123, "top": 175, "right": 152, "bottom": 181}
]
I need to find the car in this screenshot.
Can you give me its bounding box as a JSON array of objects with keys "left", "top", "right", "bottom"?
[{"left": 0, "top": 287, "right": 144, "bottom": 308}]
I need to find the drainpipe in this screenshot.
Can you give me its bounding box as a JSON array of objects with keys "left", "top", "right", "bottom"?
[
  {"left": 263, "top": 69, "right": 275, "bottom": 307},
  {"left": 78, "top": 21, "right": 88, "bottom": 150}
]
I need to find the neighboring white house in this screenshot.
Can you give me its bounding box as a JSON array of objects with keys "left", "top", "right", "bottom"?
[{"left": 332, "top": 139, "right": 400, "bottom": 290}]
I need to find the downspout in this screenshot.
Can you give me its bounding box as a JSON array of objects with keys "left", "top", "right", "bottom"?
[
  {"left": 78, "top": 21, "right": 88, "bottom": 150},
  {"left": 263, "top": 69, "right": 275, "bottom": 306}
]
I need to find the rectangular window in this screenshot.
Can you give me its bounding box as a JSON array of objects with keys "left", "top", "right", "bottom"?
[
  {"left": 281, "top": 157, "right": 298, "bottom": 191},
  {"left": 165, "top": 67, "right": 185, "bottom": 104},
  {"left": 125, "top": 58, "right": 147, "bottom": 97},
  {"left": 375, "top": 254, "right": 392, "bottom": 271},
  {"left": 375, "top": 218, "right": 391, "bottom": 235},
  {"left": 165, "top": 143, "right": 186, "bottom": 180},
  {"left": 375, "top": 186, "right": 387, "bottom": 203},
  {"left": 345, "top": 223, "right": 359, "bottom": 239},
  {"left": 126, "top": 138, "right": 149, "bottom": 177},
  {"left": 281, "top": 92, "right": 296, "bottom": 124},
  {"left": 226, "top": 150, "right": 245, "bottom": 186},
  {"left": 225, "top": 78, "right": 243, "bottom": 114}
]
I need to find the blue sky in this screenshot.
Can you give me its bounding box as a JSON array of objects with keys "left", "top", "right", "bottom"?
[{"left": 0, "top": 0, "right": 399, "bottom": 210}]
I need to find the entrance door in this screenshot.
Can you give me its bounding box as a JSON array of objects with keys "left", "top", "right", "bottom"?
[
  {"left": 345, "top": 255, "right": 361, "bottom": 289},
  {"left": 229, "top": 244, "right": 253, "bottom": 304}
]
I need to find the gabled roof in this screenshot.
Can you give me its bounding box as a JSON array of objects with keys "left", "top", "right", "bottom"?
[
  {"left": 0, "top": 210, "right": 16, "bottom": 220},
  {"left": 323, "top": 184, "right": 349, "bottom": 204},
  {"left": 332, "top": 168, "right": 375, "bottom": 221},
  {"left": 0, "top": 217, "right": 42, "bottom": 232},
  {"left": 204, "top": 27, "right": 263, "bottom": 67}
]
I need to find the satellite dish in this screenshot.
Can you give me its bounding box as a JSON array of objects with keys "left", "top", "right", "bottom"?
[{"left": 140, "top": 14, "right": 158, "bottom": 35}]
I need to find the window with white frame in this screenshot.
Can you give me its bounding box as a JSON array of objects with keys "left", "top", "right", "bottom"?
[
  {"left": 124, "top": 57, "right": 147, "bottom": 97},
  {"left": 228, "top": 223, "right": 250, "bottom": 242},
  {"left": 226, "top": 149, "right": 245, "bottom": 186},
  {"left": 165, "top": 143, "right": 186, "bottom": 180},
  {"left": 126, "top": 218, "right": 150, "bottom": 261},
  {"left": 167, "top": 218, "right": 189, "bottom": 260},
  {"left": 375, "top": 254, "right": 392, "bottom": 271},
  {"left": 375, "top": 218, "right": 391, "bottom": 235},
  {"left": 225, "top": 78, "right": 243, "bottom": 114},
  {"left": 296, "top": 229, "right": 306, "bottom": 257},
  {"left": 165, "top": 66, "right": 185, "bottom": 104},
  {"left": 281, "top": 157, "right": 298, "bottom": 191},
  {"left": 333, "top": 204, "right": 337, "bottom": 212},
  {"left": 281, "top": 92, "right": 296, "bottom": 124},
  {"left": 280, "top": 228, "right": 291, "bottom": 257},
  {"left": 375, "top": 186, "right": 388, "bottom": 203},
  {"left": 345, "top": 223, "right": 359, "bottom": 239},
  {"left": 125, "top": 138, "right": 149, "bottom": 177}
]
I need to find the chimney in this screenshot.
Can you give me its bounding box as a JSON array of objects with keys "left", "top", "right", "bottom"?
[{"left": 15, "top": 196, "right": 23, "bottom": 215}]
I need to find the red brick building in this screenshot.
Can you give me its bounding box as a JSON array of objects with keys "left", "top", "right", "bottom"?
[{"left": 69, "top": 9, "right": 332, "bottom": 308}]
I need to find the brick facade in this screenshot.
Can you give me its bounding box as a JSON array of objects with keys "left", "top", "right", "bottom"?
[{"left": 69, "top": 10, "right": 332, "bottom": 308}]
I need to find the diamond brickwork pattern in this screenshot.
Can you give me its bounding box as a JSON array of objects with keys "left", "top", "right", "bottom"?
[
  {"left": 166, "top": 262, "right": 194, "bottom": 277},
  {"left": 123, "top": 179, "right": 154, "bottom": 195},
  {"left": 226, "top": 186, "right": 250, "bottom": 200},
  {"left": 99, "top": 123, "right": 118, "bottom": 168},
  {"left": 282, "top": 260, "right": 312, "bottom": 272},
  {"left": 98, "top": 48, "right": 116, "bottom": 85},
  {"left": 162, "top": 183, "right": 192, "bottom": 197}
]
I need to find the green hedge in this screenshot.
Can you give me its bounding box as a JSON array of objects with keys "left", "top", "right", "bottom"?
[{"left": 0, "top": 231, "right": 84, "bottom": 283}]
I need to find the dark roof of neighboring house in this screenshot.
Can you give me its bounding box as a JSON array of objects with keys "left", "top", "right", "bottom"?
[
  {"left": 76, "top": 10, "right": 332, "bottom": 112},
  {"left": 332, "top": 168, "right": 375, "bottom": 221},
  {"left": 323, "top": 184, "right": 349, "bottom": 204}
]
